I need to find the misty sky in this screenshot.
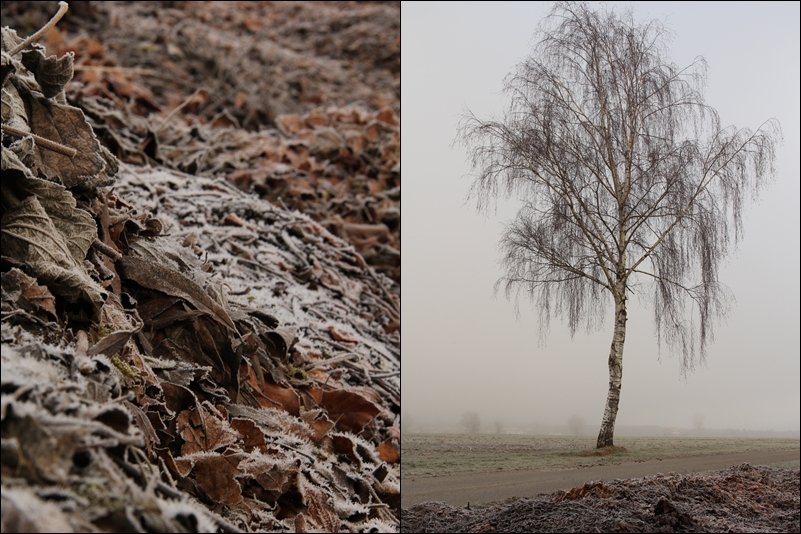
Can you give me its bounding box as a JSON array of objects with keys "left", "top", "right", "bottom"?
[{"left": 401, "top": 2, "right": 800, "bottom": 434}]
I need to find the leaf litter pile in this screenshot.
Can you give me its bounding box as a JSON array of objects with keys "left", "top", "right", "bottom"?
[
  {"left": 2, "top": 2, "right": 398, "bottom": 532},
  {"left": 401, "top": 463, "right": 800, "bottom": 533}
]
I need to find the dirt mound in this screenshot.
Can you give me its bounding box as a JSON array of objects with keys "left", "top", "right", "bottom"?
[{"left": 401, "top": 463, "right": 800, "bottom": 533}]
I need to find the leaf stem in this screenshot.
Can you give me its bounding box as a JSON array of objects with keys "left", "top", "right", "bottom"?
[{"left": 8, "top": 1, "right": 70, "bottom": 56}]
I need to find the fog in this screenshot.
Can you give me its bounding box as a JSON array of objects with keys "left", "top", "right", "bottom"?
[{"left": 401, "top": 2, "right": 800, "bottom": 437}]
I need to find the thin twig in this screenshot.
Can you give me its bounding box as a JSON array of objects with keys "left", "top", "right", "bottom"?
[
  {"left": 1, "top": 124, "right": 77, "bottom": 157},
  {"left": 307, "top": 352, "right": 361, "bottom": 368},
  {"left": 92, "top": 238, "right": 122, "bottom": 261},
  {"left": 73, "top": 65, "right": 158, "bottom": 76},
  {"left": 367, "top": 370, "right": 399, "bottom": 379},
  {"left": 364, "top": 265, "right": 399, "bottom": 317},
  {"left": 155, "top": 87, "right": 205, "bottom": 133},
  {"left": 8, "top": 1, "right": 69, "bottom": 56}
]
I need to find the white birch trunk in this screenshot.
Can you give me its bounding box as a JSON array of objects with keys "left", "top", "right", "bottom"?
[{"left": 596, "top": 287, "right": 627, "bottom": 448}]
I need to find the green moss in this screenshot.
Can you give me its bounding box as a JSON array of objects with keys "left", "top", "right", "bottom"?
[
  {"left": 97, "top": 323, "right": 116, "bottom": 340},
  {"left": 286, "top": 363, "right": 309, "bottom": 381},
  {"left": 72, "top": 481, "right": 126, "bottom": 510},
  {"left": 137, "top": 42, "right": 159, "bottom": 53},
  {"left": 247, "top": 295, "right": 256, "bottom": 303},
  {"left": 111, "top": 354, "right": 139, "bottom": 381}
]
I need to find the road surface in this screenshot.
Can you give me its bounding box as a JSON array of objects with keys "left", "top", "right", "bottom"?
[{"left": 401, "top": 448, "right": 800, "bottom": 508}]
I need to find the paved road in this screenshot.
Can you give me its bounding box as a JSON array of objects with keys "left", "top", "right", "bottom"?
[{"left": 401, "top": 448, "right": 800, "bottom": 508}]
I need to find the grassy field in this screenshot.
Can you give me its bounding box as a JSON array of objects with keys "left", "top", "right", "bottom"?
[{"left": 402, "top": 434, "right": 800, "bottom": 478}]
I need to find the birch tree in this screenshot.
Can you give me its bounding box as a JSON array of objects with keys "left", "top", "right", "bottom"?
[{"left": 456, "top": 2, "right": 780, "bottom": 448}]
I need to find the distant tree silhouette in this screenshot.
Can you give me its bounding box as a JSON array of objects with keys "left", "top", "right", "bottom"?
[
  {"left": 692, "top": 413, "right": 706, "bottom": 435},
  {"left": 568, "top": 415, "right": 586, "bottom": 436},
  {"left": 403, "top": 411, "right": 415, "bottom": 433},
  {"left": 462, "top": 411, "right": 481, "bottom": 434}
]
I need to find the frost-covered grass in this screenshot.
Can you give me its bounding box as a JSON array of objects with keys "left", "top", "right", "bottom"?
[{"left": 402, "top": 434, "right": 800, "bottom": 478}]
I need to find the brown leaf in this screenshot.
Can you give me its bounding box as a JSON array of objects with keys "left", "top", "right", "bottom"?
[
  {"left": 116, "top": 255, "right": 237, "bottom": 333},
  {"left": 1, "top": 195, "right": 107, "bottom": 311},
  {"left": 302, "top": 482, "right": 340, "bottom": 533},
  {"left": 160, "top": 382, "right": 200, "bottom": 416},
  {"left": 301, "top": 408, "right": 336, "bottom": 442},
  {"left": 309, "top": 388, "right": 381, "bottom": 434},
  {"left": 178, "top": 407, "right": 240, "bottom": 455},
  {"left": 230, "top": 418, "right": 267, "bottom": 453},
  {"left": 294, "top": 514, "right": 308, "bottom": 534},
  {"left": 376, "top": 437, "right": 400, "bottom": 464},
  {"left": 239, "top": 456, "right": 299, "bottom": 495},
  {"left": 87, "top": 327, "right": 136, "bottom": 357},
  {"left": 20, "top": 48, "right": 74, "bottom": 99},
  {"left": 136, "top": 295, "right": 182, "bottom": 324},
  {"left": 259, "top": 380, "right": 301, "bottom": 416},
  {"left": 310, "top": 127, "right": 344, "bottom": 160},
  {"left": 276, "top": 115, "right": 306, "bottom": 135},
  {"left": 14, "top": 78, "right": 111, "bottom": 189},
  {"left": 331, "top": 434, "right": 361, "bottom": 469},
  {"left": 155, "top": 447, "right": 193, "bottom": 478},
  {"left": 1, "top": 268, "right": 57, "bottom": 322},
  {"left": 222, "top": 213, "right": 254, "bottom": 229},
  {"left": 375, "top": 107, "right": 397, "bottom": 126},
  {"left": 192, "top": 453, "right": 243, "bottom": 505},
  {"left": 327, "top": 325, "right": 359, "bottom": 344}
]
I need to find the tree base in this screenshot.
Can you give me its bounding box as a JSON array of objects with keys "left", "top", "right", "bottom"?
[{"left": 578, "top": 445, "right": 630, "bottom": 457}]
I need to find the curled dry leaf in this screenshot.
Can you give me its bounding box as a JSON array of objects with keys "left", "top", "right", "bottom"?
[
  {"left": 21, "top": 177, "right": 96, "bottom": 260},
  {"left": 20, "top": 47, "right": 74, "bottom": 99},
  {"left": 87, "top": 325, "right": 138, "bottom": 357},
  {"left": 1, "top": 195, "right": 106, "bottom": 312},
  {"left": 1, "top": 268, "right": 58, "bottom": 324}
]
